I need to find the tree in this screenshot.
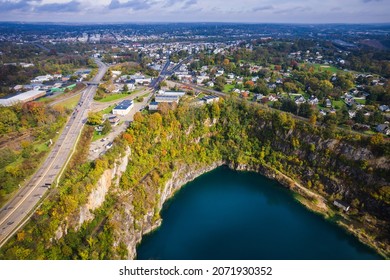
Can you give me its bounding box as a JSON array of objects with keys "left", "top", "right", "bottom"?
[
  {"left": 354, "top": 110, "right": 366, "bottom": 124},
  {"left": 214, "top": 76, "right": 226, "bottom": 92},
  {"left": 102, "top": 120, "right": 112, "bottom": 135},
  {"left": 87, "top": 112, "right": 102, "bottom": 126}
]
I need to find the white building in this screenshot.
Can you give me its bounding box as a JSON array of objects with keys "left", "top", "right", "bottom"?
[
  {"left": 203, "top": 95, "right": 220, "bottom": 104},
  {"left": 149, "top": 102, "right": 159, "bottom": 111},
  {"left": 112, "top": 100, "right": 133, "bottom": 116},
  {"left": 155, "top": 94, "right": 180, "bottom": 103},
  {"left": 31, "top": 75, "right": 53, "bottom": 83},
  {"left": 159, "top": 90, "right": 186, "bottom": 97},
  {"left": 0, "top": 90, "right": 46, "bottom": 107}
]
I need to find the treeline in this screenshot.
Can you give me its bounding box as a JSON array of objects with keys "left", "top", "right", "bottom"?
[
  {"left": 0, "top": 102, "right": 68, "bottom": 206},
  {"left": 1, "top": 98, "right": 388, "bottom": 259}
]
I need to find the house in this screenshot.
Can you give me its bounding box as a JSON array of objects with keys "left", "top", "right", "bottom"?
[
  {"left": 215, "top": 69, "right": 224, "bottom": 77},
  {"left": 126, "top": 83, "right": 136, "bottom": 91},
  {"left": 227, "top": 73, "right": 235, "bottom": 79},
  {"left": 325, "top": 99, "right": 332, "bottom": 108},
  {"left": 268, "top": 83, "right": 276, "bottom": 90},
  {"left": 268, "top": 94, "right": 278, "bottom": 102},
  {"left": 206, "top": 81, "right": 214, "bottom": 87},
  {"left": 108, "top": 116, "right": 120, "bottom": 126},
  {"left": 376, "top": 124, "right": 390, "bottom": 135},
  {"left": 149, "top": 102, "right": 159, "bottom": 111},
  {"left": 334, "top": 200, "right": 350, "bottom": 212},
  {"left": 112, "top": 100, "right": 133, "bottom": 116},
  {"left": 31, "top": 75, "right": 53, "bottom": 83},
  {"left": 379, "top": 105, "right": 389, "bottom": 112},
  {"left": 308, "top": 96, "right": 319, "bottom": 105},
  {"left": 254, "top": 94, "right": 264, "bottom": 102},
  {"left": 111, "top": 70, "right": 122, "bottom": 77},
  {"left": 196, "top": 75, "right": 209, "bottom": 85},
  {"left": 241, "top": 91, "right": 249, "bottom": 98},
  {"left": 130, "top": 75, "right": 151, "bottom": 85},
  {"left": 295, "top": 95, "right": 306, "bottom": 105}
]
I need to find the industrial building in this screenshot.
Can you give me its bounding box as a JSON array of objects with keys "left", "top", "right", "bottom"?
[
  {"left": 0, "top": 89, "right": 46, "bottom": 107},
  {"left": 112, "top": 100, "right": 133, "bottom": 116},
  {"left": 155, "top": 94, "right": 180, "bottom": 103}
]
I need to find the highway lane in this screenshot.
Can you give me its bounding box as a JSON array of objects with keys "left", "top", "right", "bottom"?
[{"left": 0, "top": 59, "right": 107, "bottom": 248}]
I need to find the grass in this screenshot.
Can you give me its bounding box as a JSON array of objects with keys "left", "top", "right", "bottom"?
[
  {"left": 97, "top": 93, "right": 131, "bottom": 103},
  {"left": 223, "top": 84, "right": 235, "bottom": 93},
  {"left": 197, "top": 93, "right": 206, "bottom": 99},
  {"left": 332, "top": 100, "right": 345, "bottom": 109},
  {"left": 92, "top": 130, "right": 107, "bottom": 142},
  {"left": 301, "top": 63, "right": 340, "bottom": 74},
  {"left": 34, "top": 142, "right": 50, "bottom": 153},
  {"left": 100, "top": 105, "right": 116, "bottom": 115},
  {"left": 55, "top": 94, "right": 81, "bottom": 110},
  {"left": 354, "top": 98, "right": 366, "bottom": 105}
]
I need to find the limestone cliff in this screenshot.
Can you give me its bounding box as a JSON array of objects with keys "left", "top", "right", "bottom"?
[{"left": 110, "top": 161, "right": 224, "bottom": 259}]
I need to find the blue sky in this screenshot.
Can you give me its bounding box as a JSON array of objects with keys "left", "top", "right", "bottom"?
[{"left": 0, "top": 0, "right": 389, "bottom": 23}]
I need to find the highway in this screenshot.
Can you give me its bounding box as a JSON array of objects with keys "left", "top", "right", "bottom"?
[{"left": 0, "top": 58, "right": 108, "bottom": 248}]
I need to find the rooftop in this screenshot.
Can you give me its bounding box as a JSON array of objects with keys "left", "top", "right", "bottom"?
[
  {"left": 0, "top": 89, "right": 46, "bottom": 107},
  {"left": 114, "top": 99, "right": 133, "bottom": 110}
]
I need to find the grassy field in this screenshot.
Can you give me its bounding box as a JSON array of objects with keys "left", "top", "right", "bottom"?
[
  {"left": 92, "top": 130, "right": 107, "bottom": 142},
  {"left": 97, "top": 93, "right": 131, "bottom": 103},
  {"left": 332, "top": 100, "right": 345, "bottom": 109},
  {"left": 223, "top": 84, "right": 235, "bottom": 93},
  {"left": 313, "top": 64, "right": 339, "bottom": 74},
  {"left": 55, "top": 94, "right": 81, "bottom": 110},
  {"left": 354, "top": 98, "right": 366, "bottom": 105},
  {"left": 100, "top": 105, "right": 116, "bottom": 115}
]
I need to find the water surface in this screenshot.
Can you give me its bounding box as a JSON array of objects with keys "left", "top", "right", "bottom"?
[{"left": 137, "top": 166, "right": 381, "bottom": 260}]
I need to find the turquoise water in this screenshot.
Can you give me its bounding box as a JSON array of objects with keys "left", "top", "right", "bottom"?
[{"left": 137, "top": 166, "right": 381, "bottom": 260}]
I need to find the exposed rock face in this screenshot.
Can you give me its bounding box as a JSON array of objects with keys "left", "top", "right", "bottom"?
[
  {"left": 77, "top": 147, "right": 130, "bottom": 228},
  {"left": 77, "top": 169, "right": 112, "bottom": 228},
  {"left": 111, "top": 161, "right": 224, "bottom": 259},
  {"left": 54, "top": 147, "right": 130, "bottom": 239}
]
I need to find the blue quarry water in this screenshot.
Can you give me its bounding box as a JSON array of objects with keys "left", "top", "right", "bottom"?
[{"left": 137, "top": 166, "right": 381, "bottom": 260}]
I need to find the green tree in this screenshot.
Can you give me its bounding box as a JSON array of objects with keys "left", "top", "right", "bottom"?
[{"left": 87, "top": 112, "right": 103, "bottom": 126}]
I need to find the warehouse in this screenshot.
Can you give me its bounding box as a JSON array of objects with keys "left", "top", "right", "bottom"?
[
  {"left": 0, "top": 89, "right": 46, "bottom": 107},
  {"left": 112, "top": 100, "right": 133, "bottom": 116}
]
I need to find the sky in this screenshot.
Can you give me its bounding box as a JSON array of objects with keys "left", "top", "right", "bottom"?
[{"left": 0, "top": 0, "right": 389, "bottom": 23}]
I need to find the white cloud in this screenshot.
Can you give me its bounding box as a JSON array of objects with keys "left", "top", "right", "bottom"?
[{"left": 0, "top": 0, "right": 388, "bottom": 22}]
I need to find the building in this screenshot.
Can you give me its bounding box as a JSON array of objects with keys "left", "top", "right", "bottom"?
[
  {"left": 159, "top": 90, "right": 186, "bottom": 97},
  {"left": 155, "top": 94, "right": 180, "bottom": 103},
  {"left": 31, "top": 75, "right": 53, "bottom": 83},
  {"left": 149, "top": 102, "right": 159, "bottom": 111},
  {"left": 333, "top": 200, "right": 350, "bottom": 212},
  {"left": 203, "top": 95, "right": 219, "bottom": 104},
  {"left": 112, "top": 100, "right": 133, "bottom": 116},
  {"left": 0, "top": 89, "right": 46, "bottom": 107}
]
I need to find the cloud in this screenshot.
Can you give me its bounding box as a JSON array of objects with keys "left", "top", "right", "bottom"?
[
  {"left": 108, "top": 0, "right": 152, "bottom": 10},
  {"left": 35, "top": 1, "right": 81, "bottom": 13},
  {"left": 0, "top": 0, "right": 37, "bottom": 12},
  {"left": 183, "top": 0, "right": 197, "bottom": 9},
  {"left": 253, "top": 5, "right": 274, "bottom": 12},
  {"left": 275, "top": 6, "right": 312, "bottom": 14},
  {"left": 362, "top": 0, "right": 383, "bottom": 2}
]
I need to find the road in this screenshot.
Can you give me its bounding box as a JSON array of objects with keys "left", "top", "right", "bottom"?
[
  {"left": 87, "top": 88, "right": 153, "bottom": 161},
  {"left": 0, "top": 58, "right": 108, "bottom": 248}
]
